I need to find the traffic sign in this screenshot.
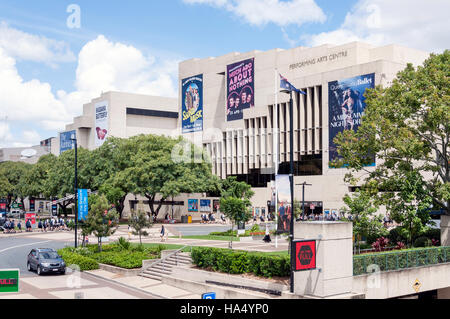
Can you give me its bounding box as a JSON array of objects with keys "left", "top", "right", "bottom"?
[
  {"left": 202, "top": 292, "right": 216, "bottom": 299},
  {"left": 413, "top": 279, "right": 421, "bottom": 293}
]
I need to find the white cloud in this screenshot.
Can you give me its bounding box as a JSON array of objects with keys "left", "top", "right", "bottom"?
[
  {"left": 183, "top": 0, "right": 326, "bottom": 27},
  {"left": 303, "top": 0, "right": 450, "bottom": 52},
  {"left": 0, "top": 22, "right": 76, "bottom": 66},
  {"left": 0, "top": 32, "right": 179, "bottom": 148}
]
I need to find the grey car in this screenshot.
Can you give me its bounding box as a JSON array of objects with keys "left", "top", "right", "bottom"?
[{"left": 27, "top": 248, "right": 66, "bottom": 275}]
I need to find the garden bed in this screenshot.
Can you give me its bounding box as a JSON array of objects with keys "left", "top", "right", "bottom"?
[{"left": 58, "top": 242, "right": 167, "bottom": 271}]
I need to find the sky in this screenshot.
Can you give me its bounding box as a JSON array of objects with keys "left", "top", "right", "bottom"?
[{"left": 0, "top": 0, "right": 448, "bottom": 148}]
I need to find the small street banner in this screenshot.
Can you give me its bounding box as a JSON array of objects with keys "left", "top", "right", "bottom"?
[
  {"left": 0, "top": 269, "right": 19, "bottom": 293},
  {"left": 60, "top": 130, "right": 76, "bottom": 154},
  {"left": 293, "top": 240, "right": 316, "bottom": 271},
  {"left": 78, "top": 189, "right": 88, "bottom": 221}
]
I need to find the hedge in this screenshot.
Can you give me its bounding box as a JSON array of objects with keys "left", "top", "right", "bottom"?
[
  {"left": 191, "top": 247, "right": 290, "bottom": 278},
  {"left": 58, "top": 248, "right": 99, "bottom": 271},
  {"left": 353, "top": 246, "right": 450, "bottom": 276}
]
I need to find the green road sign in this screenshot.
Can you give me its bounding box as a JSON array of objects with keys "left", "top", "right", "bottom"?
[{"left": 0, "top": 269, "right": 19, "bottom": 293}]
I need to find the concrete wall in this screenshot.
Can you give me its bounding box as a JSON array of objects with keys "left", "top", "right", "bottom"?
[{"left": 353, "top": 262, "right": 450, "bottom": 299}]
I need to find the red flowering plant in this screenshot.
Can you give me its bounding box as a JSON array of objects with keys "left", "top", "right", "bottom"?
[
  {"left": 372, "top": 237, "right": 390, "bottom": 252},
  {"left": 432, "top": 239, "right": 440, "bottom": 246},
  {"left": 395, "top": 241, "right": 406, "bottom": 250}
]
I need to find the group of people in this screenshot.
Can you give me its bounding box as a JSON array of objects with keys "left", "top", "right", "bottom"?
[
  {"left": 1, "top": 219, "right": 32, "bottom": 233},
  {"left": 200, "top": 212, "right": 226, "bottom": 224},
  {"left": 37, "top": 218, "right": 72, "bottom": 232}
]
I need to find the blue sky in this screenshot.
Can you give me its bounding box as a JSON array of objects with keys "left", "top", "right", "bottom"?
[{"left": 0, "top": 0, "right": 447, "bottom": 148}]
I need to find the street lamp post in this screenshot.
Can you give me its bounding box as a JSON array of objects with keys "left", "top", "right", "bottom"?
[{"left": 71, "top": 134, "right": 78, "bottom": 248}]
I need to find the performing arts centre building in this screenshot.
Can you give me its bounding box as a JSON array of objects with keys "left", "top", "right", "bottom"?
[{"left": 178, "top": 41, "right": 429, "bottom": 218}]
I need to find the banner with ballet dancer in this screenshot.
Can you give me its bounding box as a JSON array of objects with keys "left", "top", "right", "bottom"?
[
  {"left": 328, "top": 73, "right": 375, "bottom": 166},
  {"left": 226, "top": 58, "right": 254, "bottom": 121}
]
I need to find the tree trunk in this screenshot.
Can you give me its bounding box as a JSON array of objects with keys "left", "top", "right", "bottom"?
[{"left": 117, "top": 195, "right": 126, "bottom": 219}]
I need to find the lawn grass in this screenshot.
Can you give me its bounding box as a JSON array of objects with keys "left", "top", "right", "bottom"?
[{"left": 169, "top": 235, "right": 241, "bottom": 241}]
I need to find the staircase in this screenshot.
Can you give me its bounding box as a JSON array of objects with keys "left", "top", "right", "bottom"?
[{"left": 140, "top": 250, "right": 192, "bottom": 281}]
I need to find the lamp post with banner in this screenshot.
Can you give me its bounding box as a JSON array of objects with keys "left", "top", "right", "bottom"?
[{"left": 70, "top": 133, "right": 78, "bottom": 248}]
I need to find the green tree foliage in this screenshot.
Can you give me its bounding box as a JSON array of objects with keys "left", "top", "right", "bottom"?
[
  {"left": 19, "top": 154, "right": 57, "bottom": 199},
  {"left": 129, "top": 210, "right": 152, "bottom": 245},
  {"left": 123, "top": 135, "right": 218, "bottom": 218},
  {"left": 84, "top": 194, "right": 119, "bottom": 252},
  {"left": 341, "top": 191, "right": 387, "bottom": 247},
  {"left": 333, "top": 51, "right": 450, "bottom": 234},
  {"left": 0, "top": 161, "right": 32, "bottom": 208},
  {"left": 219, "top": 177, "right": 254, "bottom": 247}
]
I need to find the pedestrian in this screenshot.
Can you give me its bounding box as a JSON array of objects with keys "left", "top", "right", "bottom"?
[
  {"left": 160, "top": 225, "right": 165, "bottom": 242},
  {"left": 38, "top": 220, "right": 43, "bottom": 232},
  {"left": 10, "top": 220, "right": 16, "bottom": 233},
  {"left": 128, "top": 225, "right": 132, "bottom": 240},
  {"left": 25, "top": 219, "right": 31, "bottom": 232},
  {"left": 263, "top": 223, "right": 271, "bottom": 243},
  {"left": 17, "top": 220, "right": 22, "bottom": 233},
  {"left": 43, "top": 219, "right": 48, "bottom": 232}
]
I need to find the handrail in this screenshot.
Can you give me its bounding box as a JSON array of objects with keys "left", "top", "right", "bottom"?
[{"left": 145, "top": 245, "right": 191, "bottom": 272}]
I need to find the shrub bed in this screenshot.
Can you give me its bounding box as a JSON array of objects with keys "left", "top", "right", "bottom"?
[
  {"left": 58, "top": 248, "right": 99, "bottom": 271},
  {"left": 58, "top": 242, "right": 161, "bottom": 270},
  {"left": 191, "top": 247, "right": 290, "bottom": 278}
]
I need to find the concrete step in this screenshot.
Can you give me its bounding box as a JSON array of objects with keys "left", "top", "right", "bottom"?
[
  {"left": 152, "top": 264, "right": 173, "bottom": 272},
  {"left": 144, "top": 267, "right": 172, "bottom": 276},
  {"left": 165, "top": 258, "right": 192, "bottom": 266},
  {"left": 170, "top": 255, "right": 192, "bottom": 262},
  {"left": 139, "top": 273, "right": 162, "bottom": 281}
]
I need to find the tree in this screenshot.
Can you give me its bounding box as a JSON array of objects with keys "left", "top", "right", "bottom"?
[
  {"left": 341, "top": 190, "right": 387, "bottom": 250},
  {"left": 84, "top": 194, "right": 119, "bottom": 252},
  {"left": 45, "top": 147, "right": 91, "bottom": 216},
  {"left": 0, "top": 161, "right": 32, "bottom": 209},
  {"left": 19, "top": 154, "right": 57, "bottom": 200},
  {"left": 333, "top": 51, "right": 450, "bottom": 231},
  {"left": 124, "top": 135, "right": 218, "bottom": 219},
  {"left": 85, "top": 137, "right": 134, "bottom": 219},
  {"left": 219, "top": 177, "right": 254, "bottom": 248},
  {"left": 129, "top": 210, "right": 153, "bottom": 245}
]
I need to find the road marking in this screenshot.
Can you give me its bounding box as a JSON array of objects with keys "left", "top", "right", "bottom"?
[{"left": 0, "top": 240, "right": 52, "bottom": 254}]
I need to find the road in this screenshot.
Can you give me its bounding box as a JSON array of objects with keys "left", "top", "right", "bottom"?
[
  {"left": 0, "top": 235, "right": 71, "bottom": 275},
  {"left": 0, "top": 232, "right": 158, "bottom": 299}
]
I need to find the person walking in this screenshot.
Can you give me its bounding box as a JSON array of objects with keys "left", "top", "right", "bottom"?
[
  {"left": 38, "top": 220, "right": 43, "bottom": 232},
  {"left": 160, "top": 225, "right": 166, "bottom": 242},
  {"left": 17, "top": 220, "right": 22, "bottom": 233}
]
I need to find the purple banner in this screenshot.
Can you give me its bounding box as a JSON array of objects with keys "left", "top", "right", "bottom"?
[{"left": 226, "top": 58, "right": 254, "bottom": 121}]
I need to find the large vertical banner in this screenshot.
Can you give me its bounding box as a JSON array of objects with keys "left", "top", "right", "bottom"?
[
  {"left": 328, "top": 73, "right": 375, "bottom": 165},
  {"left": 226, "top": 58, "right": 254, "bottom": 121},
  {"left": 276, "top": 174, "right": 292, "bottom": 234},
  {"left": 182, "top": 75, "right": 203, "bottom": 133},
  {"left": 60, "top": 130, "right": 76, "bottom": 154},
  {"left": 95, "top": 101, "right": 109, "bottom": 146}
]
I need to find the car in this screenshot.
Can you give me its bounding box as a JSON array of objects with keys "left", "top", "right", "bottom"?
[
  {"left": 27, "top": 248, "right": 66, "bottom": 276},
  {"left": 7, "top": 210, "right": 25, "bottom": 219}
]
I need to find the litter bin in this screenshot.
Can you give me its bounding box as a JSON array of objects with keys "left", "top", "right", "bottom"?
[
  {"left": 181, "top": 215, "right": 188, "bottom": 224},
  {"left": 188, "top": 215, "right": 192, "bottom": 224}
]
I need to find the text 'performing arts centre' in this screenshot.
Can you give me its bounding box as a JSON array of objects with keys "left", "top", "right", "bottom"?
[{"left": 178, "top": 41, "right": 429, "bottom": 216}]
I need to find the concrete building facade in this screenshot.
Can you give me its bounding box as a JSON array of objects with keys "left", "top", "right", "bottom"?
[{"left": 178, "top": 42, "right": 429, "bottom": 216}]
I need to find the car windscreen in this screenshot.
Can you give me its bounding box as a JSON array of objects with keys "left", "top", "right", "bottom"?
[{"left": 39, "top": 252, "right": 59, "bottom": 259}]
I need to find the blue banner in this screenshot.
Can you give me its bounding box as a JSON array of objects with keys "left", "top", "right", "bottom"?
[
  {"left": 60, "top": 130, "right": 76, "bottom": 154},
  {"left": 182, "top": 75, "right": 203, "bottom": 133},
  {"left": 227, "top": 58, "right": 254, "bottom": 121},
  {"left": 328, "top": 73, "right": 375, "bottom": 166},
  {"left": 78, "top": 189, "right": 88, "bottom": 221}
]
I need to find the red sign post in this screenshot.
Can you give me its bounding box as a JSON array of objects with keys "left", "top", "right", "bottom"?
[{"left": 294, "top": 240, "right": 316, "bottom": 271}]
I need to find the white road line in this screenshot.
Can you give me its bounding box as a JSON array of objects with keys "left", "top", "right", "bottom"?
[{"left": 0, "top": 240, "right": 52, "bottom": 254}]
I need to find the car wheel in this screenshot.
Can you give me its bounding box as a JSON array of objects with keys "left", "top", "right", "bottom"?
[
  {"left": 60, "top": 269, "right": 66, "bottom": 275},
  {"left": 27, "top": 262, "right": 32, "bottom": 272},
  {"left": 37, "top": 266, "right": 42, "bottom": 276}
]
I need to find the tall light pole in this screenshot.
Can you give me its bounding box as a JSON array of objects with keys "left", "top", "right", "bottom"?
[{"left": 70, "top": 134, "right": 78, "bottom": 248}]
